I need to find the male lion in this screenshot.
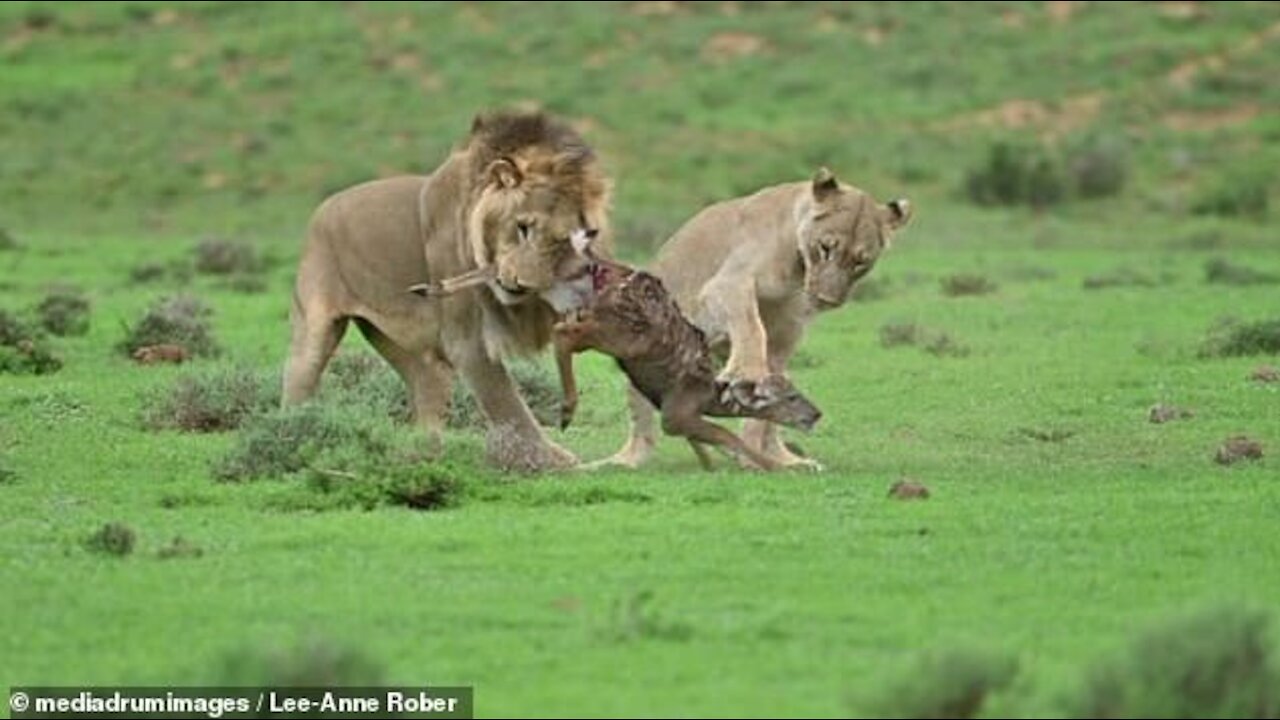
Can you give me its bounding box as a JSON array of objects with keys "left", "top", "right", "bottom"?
[
  {"left": 601, "top": 168, "right": 911, "bottom": 470},
  {"left": 283, "top": 111, "right": 610, "bottom": 471}
]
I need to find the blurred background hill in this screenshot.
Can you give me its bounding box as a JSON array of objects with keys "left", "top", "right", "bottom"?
[{"left": 1, "top": 1, "right": 1276, "bottom": 249}]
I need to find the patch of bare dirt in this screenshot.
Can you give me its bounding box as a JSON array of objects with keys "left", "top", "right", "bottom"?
[
  {"left": 934, "top": 93, "right": 1105, "bottom": 139},
  {"left": 630, "top": 1, "right": 684, "bottom": 17},
  {"left": 1162, "top": 104, "right": 1260, "bottom": 132},
  {"left": 1165, "top": 20, "right": 1280, "bottom": 89},
  {"left": 1045, "top": 1, "right": 1081, "bottom": 24},
  {"left": 701, "top": 31, "right": 769, "bottom": 63}
]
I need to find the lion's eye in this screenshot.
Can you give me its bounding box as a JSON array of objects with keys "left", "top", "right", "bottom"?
[{"left": 516, "top": 222, "right": 532, "bottom": 243}]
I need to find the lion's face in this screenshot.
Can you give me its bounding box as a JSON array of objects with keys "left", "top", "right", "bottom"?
[
  {"left": 470, "top": 155, "right": 609, "bottom": 307},
  {"left": 798, "top": 168, "right": 911, "bottom": 310}
]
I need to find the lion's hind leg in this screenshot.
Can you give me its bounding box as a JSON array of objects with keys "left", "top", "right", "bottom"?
[{"left": 282, "top": 293, "right": 348, "bottom": 406}]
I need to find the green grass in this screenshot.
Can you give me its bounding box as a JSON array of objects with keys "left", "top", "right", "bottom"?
[{"left": 2, "top": 2, "right": 1280, "bottom": 717}]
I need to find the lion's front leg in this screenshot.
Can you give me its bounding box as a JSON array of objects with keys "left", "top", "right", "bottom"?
[
  {"left": 742, "top": 315, "right": 823, "bottom": 471},
  {"left": 699, "top": 276, "right": 770, "bottom": 386},
  {"left": 453, "top": 339, "right": 577, "bottom": 472}
]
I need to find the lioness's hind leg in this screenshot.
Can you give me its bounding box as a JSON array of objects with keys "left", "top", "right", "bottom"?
[
  {"left": 282, "top": 298, "right": 348, "bottom": 406},
  {"left": 356, "top": 319, "right": 452, "bottom": 454}
]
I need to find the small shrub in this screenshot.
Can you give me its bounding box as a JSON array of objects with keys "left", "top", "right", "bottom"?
[
  {"left": 941, "top": 274, "right": 998, "bottom": 297},
  {"left": 0, "top": 309, "right": 35, "bottom": 346},
  {"left": 1200, "top": 318, "right": 1280, "bottom": 358},
  {"left": 302, "top": 455, "right": 473, "bottom": 511},
  {"left": 1069, "top": 605, "right": 1279, "bottom": 719},
  {"left": 0, "top": 341, "right": 62, "bottom": 375},
  {"left": 141, "top": 365, "right": 278, "bottom": 432},
  {"left": 85, "top": 522, "right": 136, "bottom": 557},
  {"left": 0, "top": 311, "right": 63, "bottom": 375},
  {"left": 1192, "top": 172, "right": 1270, "bottom": 220},
  {"left": 0, "top": 227, "right": 18, "bottom": 251},
  {"left": 325, "top": 352, "right": 411, "bottom": 422},
  {"left": 965, "top": 141, "right": 1067, "bottom": 209},
  {"left": 213, "top": 403, "right": 399, "bottom": 482},
  {"left": 1066, "top": 133, "right": 1129, "bottom": 199},
  {"left": 0, "top": 455, "right": 16, "bottom": 484},
  {"left": 1204, "top": 258, "right": 1279, "bottom": 286},
  {"left": 193, "top": 237, "right": 265, "bottom": 275},
  {"left": 35, "top": 285, "right": 90, "bottom": 336},
  {"left": 118, "top": 295, "right": 220, "bottom": 358},
  {"left": 859, "top": 647, "right": 1018, "bottom": 719},
  {"left": 219, "top": 640, "right": 383, "bottom": 687}
]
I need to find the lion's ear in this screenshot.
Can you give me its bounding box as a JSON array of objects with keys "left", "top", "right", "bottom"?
[
  {"left": 885, "top": 198, "right": 912, "bottom": 229},
  {"left": 811, "top": 167, "right": 839, "bottom": 201},
  {"left": 486, "top": 158, "right": 522, "bottom": 189}
]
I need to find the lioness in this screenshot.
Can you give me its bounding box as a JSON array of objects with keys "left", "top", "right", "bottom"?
[
  {"left": 284, "top": 111, "right": 610, "bottom": 471},
  {"left": 603, "top": 168, "right": 911, "bottom": 470}
]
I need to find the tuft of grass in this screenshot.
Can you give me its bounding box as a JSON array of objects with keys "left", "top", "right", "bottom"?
[
  {"left": 0, "top": 454, "right": 15, "bottom": 484},
  {"left": 1204, "top": 258, "right": 1279, "bottom": 286},
  {"left": 601, "top": 590, "right": 694, "bottom": 643},
  {"left": 156, "top": 536, "right": 204, "bottom": 560},
  {"left": 35, "top": 285, "right": 91, "bottom": 337},
  {"left": 850, "top": 277, "right": 892, "bottom": 303},
  {"left": 1082, "top": 268, "right": 1160, "bottom": 290},
  {"left": 0, "top": 227, "right": 19, "bottom": 250},
  {"left": 1200, "top": 318, "right": 1280, "bottom": 358},
  {"left": 118, "top": 295, "right": 220, "bottom": 358},
  {"left": 218, "top": 640, "right": 383, "bottom": 687},
  {"left": 84, "top": 522, "right": 136, "bottom": 557},
  {"left": 193, "top": 237, "right": 266, "bottom": 275},
  {"left": 880, "top": 322, "right": 924, "bottom": 348},
  {"left": 324, "top": 352, "right": 411, "bottom": 422},
  {"left": 881, "top": 322, "right": 970, "bottom": 358},
  {"left": 128, "top": 259, "right": 193, "bottom": 285},
  {"left": 141, "top": 365, "right": 278, "bottom": 433},
  {"left": 941, "top": 274, "right": 998, "bottom": 297},
  {"left": 1068, "top": 605, "right": 1279, "bottom": 719},
  {"left": 858, "top": 646, "right": 1018, "bottom": 719}
]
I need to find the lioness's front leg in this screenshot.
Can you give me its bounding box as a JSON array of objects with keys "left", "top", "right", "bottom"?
[
  {"left": 452, "top": 338, "right": 577, "bottom": 472},
  {"left": 699, "top": 275, "right": 770, "bottom": 385}
]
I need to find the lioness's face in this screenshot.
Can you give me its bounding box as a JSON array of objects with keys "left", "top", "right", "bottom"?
[
  {"left": 473, "top": 158, "right": 608, "bottom": 306},
  {"left": 798, "top": 168, "right": 911, "bottom": 311}
]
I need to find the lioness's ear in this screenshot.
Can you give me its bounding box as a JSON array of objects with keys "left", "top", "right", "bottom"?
[
  {"left": 812, "top": 167, "right": 839, "bottom": 201},
  {"left": 486, "top": 158, "right": 522, "bottom": 189},
  {"left": 885, "top": 198, "right": 912, "bottom": 229}
]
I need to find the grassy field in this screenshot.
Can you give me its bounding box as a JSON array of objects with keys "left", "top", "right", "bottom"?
[{"left": 2, "top": 2, "right": 1279, "bottom": 718}]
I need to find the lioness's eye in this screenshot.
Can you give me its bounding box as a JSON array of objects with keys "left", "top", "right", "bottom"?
[{"left": 516, "top": 222, "right": 532, "bottom": 242}]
